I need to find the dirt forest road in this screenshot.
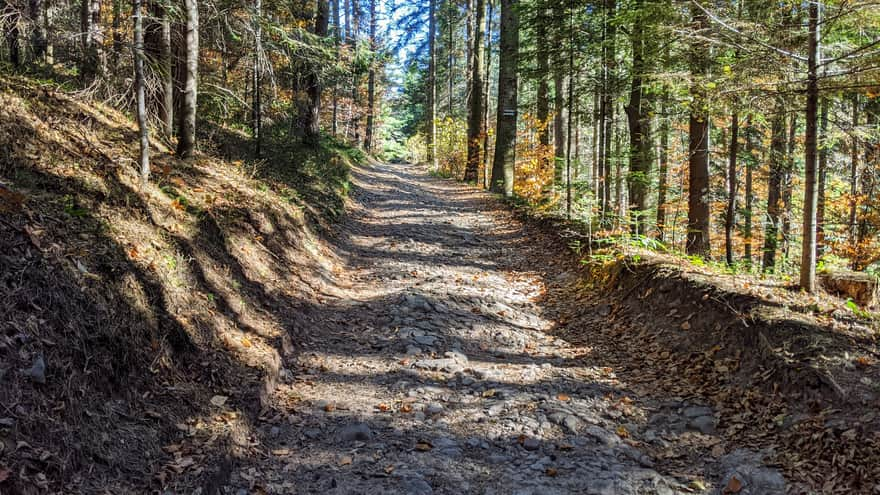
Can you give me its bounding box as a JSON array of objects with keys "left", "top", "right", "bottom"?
[{"left": 224, "top": 162, "right": 785, "bottom": 494}]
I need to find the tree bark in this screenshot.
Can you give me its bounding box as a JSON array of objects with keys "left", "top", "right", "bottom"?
[
  {"left": 534, "top": 0, "right": 549, "bottom": 170},
  {"left": 599, "top": 0, "right": 615, "bottom": 225},
  {"left": 686, "top": 5, "right": 710, "bottom": 256},
  {"left": 303, "top": 0, "right": 329, "bottom": 147},
  {"left": 427, "top": 0, "right": 438, "bottom": 168},
  {"left": 656, "top": 93, "right": 669, "bottom": 241},
  {"left": 816, "top": 97, "right": 828, "bottom": 258},
  {"left": 624, "top": 0, "right": 651, "bottom": 235},
  {"left": 552, "top": 1, "right": 565, "bottom": 185},
  {"left": 176, "top": 0, "right": 198, "bottom": 158},
  {"left": 724, "top": 109, "right": 739, "bottom": 266},
  {"left": 133, "top": 0, "right": 149, "bottom": 183},
  {"left": 331, "top": 0, "right": 340, "bottom": 136},
  {"left": 848, "top": 94, "right": 860, "bottom": 256},
  {"left": 364, "top": 0, "right": 376, "bottom": 151},
  {"left": 80, "top": 0, "right": 105, "bottom": 80},
  {"left": 481, "top": 0, "right": 492, "bottom": 188},
  {"left": 29, "top": 0, "right": 47, "bottom": 61},
  {"left": 743, "top": 115, "right": 754, "bottom": 265},
  {"left": 490, "top": 0, "right": 517, "bottom": 197},
  {"left": 464, "top": 0, "right": 485, "bottom": 182},
  {"left": 799, "top": 0, "right": 819, "bottom": 292},
  {"left": 252, "top": 0, "right": 263, "bottom": 157},
  {"left": 763, "top": 103, "right": 786, "bottom": 272},
  {"left": 3, "top": 0, "right": 21, "bottom": 66}
]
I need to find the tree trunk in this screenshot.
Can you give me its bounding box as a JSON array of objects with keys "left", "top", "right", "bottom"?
[
  {"left": 80, "top": 0, "right": 105, "bottom": 80},
  {"left": 600, "top": 0, "right": 615, "bottom": 226},
  {"left": 564, "top": 0, "right": 574, "bottom": 219},
  {"left": 427, "top": 0, "right": 437, "bottom": 168},
  {"left": 552, "top": 1, "right": 565, "bottom": 185},
  {"left": 364, "top": 0, "right": 376, "bottom": 151},
  {"left": 686, "top": 5, "right": 710, "bottom": 256},
  {"left": 534, "top": 1, "right": 549, "bottom": 170},
  {"left": 303, "top": 0, "right": 329, "bottom": 147},
  {"left": 656, "top": 93, "right": 669, "bottom": 241},
  {"left": 176, "top": 0, "right": 198, "bottom": 158},
  {"left": 724, "top": 110, "right": 739, "bottom": 266},
  {"left": 252, "top": 0, "right": 263, "bottom": 157},
  {"left": 848, "top": 94, "right": 860, "bottom": 256},
  {"left": 816, "top": 98, "right": 828, "bottom": 258},
  {"left": 624, "top": 0, "right": 651, "bottom": 236},
  {"left": 464, "top": 0, "right": 485, "bottom": 182},
  {"left": 799, "top": 0, "right": 819, "bottom": 292},
  {"left": 447, "top": 0, "right": 454, "bottom": 116},
  {"left": 782, "top": 113, "right": 796, "bottom": 259},
  {"left": 743, "top": 115, "right": 754, "bottom": 265},
  {"left": 763, "top": 103, "right": 786, "bottom": 272},
  {"left": 481, "top": 0, "right": 492, "bottom": 188},
  {"left": 490, "top": 0, "right": 517, "bottom": 197},
  {"left": 29, "top": 0, "right": 47, "bottom": 61},
  {"left": 3, "top": 0, "right": 21, "bottom": 66},
  {"left": 133, "top": 0, "right": 149, "bottom": 183},
  {"left": 331, "top": 0, "right": 340, "bottom": 136}
]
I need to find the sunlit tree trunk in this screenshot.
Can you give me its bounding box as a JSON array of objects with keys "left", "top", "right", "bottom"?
[
  {"left": 364, "top": 0, "right": 376, "bottom": 151},
  {"left": 743, "top": 115, "right": 754, "bottom": 266},
  {"left": 816, "top": 98, "right": 828, "bottom": 258},
  {"left": 724, "top": 109, "right": 739, "bottom": 266},
  {"left": 490, "top": 0, "right": 517, "bottom": 197},
  {"left": 303, "top": 0, "right": 329, "bottom": 147},
  {"left": 252, "top": 0, "right": 263, "bottom": 157},
  {"left": 133, "top": 0, "right": 149, "bottom": 183},
  {"left": 534, "top": 0, "right": 549, "bottom": 171},
  {"left": 799, "top": 0, "right": 819, "bottom": 291},
  {"left": 464, "top": 0, "right": 485, "bottom": 183},
  {"left": 176, "top": 0, "right": 198, "bottom": 158},
  {"left": 427, "top": 0, "right": 437, "bottom": 168},
  {"left": 686, "top": 5, "right": 710, "bottom": 256},
  {"left": 331, "top": 0, "right": 340, "bottom": 136}
]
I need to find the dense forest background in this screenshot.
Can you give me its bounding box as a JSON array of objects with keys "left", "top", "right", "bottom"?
[{"left": 1, "top": 0, "right": 879, "bottom": 288}]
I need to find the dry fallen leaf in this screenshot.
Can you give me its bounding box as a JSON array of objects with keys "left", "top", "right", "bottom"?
[
  {"left": 338, "top": 455, "right": 352, "bottom": 466},
  {"left": 616, "top": 425, "right": 630, "bottom": 438},
  {"left": 545, "top": 468, "right": 558, "bottom": 477},
  {"left": 556, "top": 393, "right": 571, "bottom": 402},
  {"left": 415, "top": 442, "right": 432, "bottom": 452},
  {"left": 324, "top": 403, "right": 336, "bottom": 412},
  {"left": 723, "top": 476, "right": 743, "bottom": 494},
  {"left": 210, "top": 395, "right": 228, "bottom": 407},
  {"left": 271, "top": 449, "right": 290, "bottom": 456},
  {"left": 400, "top": 404, "right": 413, "bottom": 413},
  {"left": 376, "top": 403, "right": 390, "bottom": 412}
]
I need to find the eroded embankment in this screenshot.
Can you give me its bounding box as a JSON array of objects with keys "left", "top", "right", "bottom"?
[
  {"left": 553, "top": 251, "right": 880, "bottom": 491},
  {"left": 0, "top": 74, "right": 358, "bottom": 493}
]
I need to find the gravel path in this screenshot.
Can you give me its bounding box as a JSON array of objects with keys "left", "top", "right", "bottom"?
[{"left": 225, "top": 162, "right": 785, "bottom": 495}]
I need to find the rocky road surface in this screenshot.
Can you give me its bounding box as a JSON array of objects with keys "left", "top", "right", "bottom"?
[{"left": 224, "top": 162, "right": 785, "bottom": 495}]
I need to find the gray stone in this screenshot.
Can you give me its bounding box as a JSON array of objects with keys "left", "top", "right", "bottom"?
[
  {"left": 562, "top": 415, "right": 581, "bottom": 433},
  {"left": 522, "top": 437, "right": 541, "bottom": 451},
  {"left": 688, "top": 415, "right": 716, "bottom": 435},
  {"left": 718, "top": 449, "right": 787, "bottom": 495},
  {"left": 28, "top": 354, "right": 46, "bottom": 384},
  {"left": 401, "top": 477, "right": 433, "bottom": 495},
  {"left": 414, "top": 335, "right": 440, "bottom": 346},
  {"left": 584, "top": 426, "right": 621, "bottom": 447},
  {"left": 338, "top": 423, "right": 372, "bottom": 443},
  {"left": 682, "top": 405, "right": 713, "bottom": 418},
  {"left": 426, "top": 403, "right": 444, "bottom": 415}
]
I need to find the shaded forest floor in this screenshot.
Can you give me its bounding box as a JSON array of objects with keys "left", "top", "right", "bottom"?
[{"left": 0, "top": 73, "right": 878, "bottom": 494}]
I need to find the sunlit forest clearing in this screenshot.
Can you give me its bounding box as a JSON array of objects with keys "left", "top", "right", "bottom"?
[{"left": 0, "top": 0, "right": 879, "bottom": 493}]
